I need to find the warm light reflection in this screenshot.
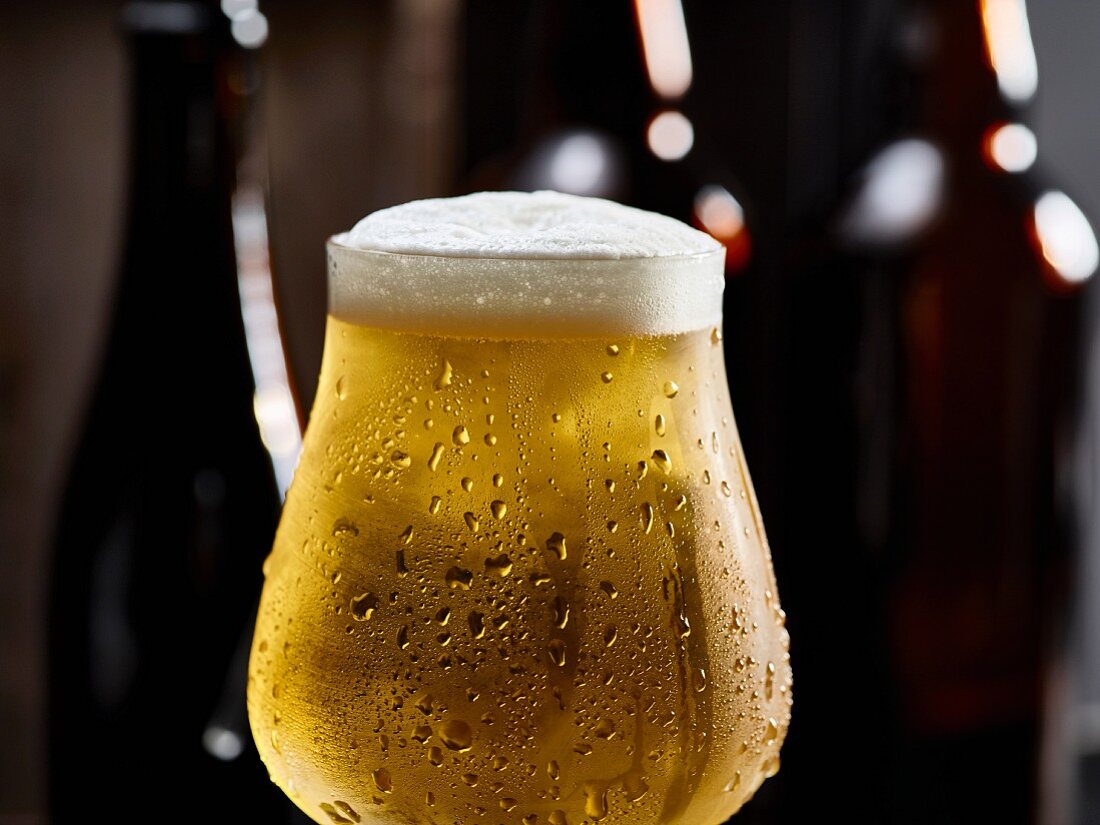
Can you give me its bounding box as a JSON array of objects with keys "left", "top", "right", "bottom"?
[
  {"left": 980, "top": 0, "right": 1038, "bottom": 103},
  {"left": 230, "top": 8, "right": 268, "bottom": 48},
  {"left": 840, "top": 139, "right": 945, "bottom": 246},
  {"left": 634, "top": 0, "right": 693, "bottom": 100},
  {"left": 233, "top": 188, "right": 302, "bottom": 497},
  {"left": 694, "top": 185, "right": 751, "bottom": 271},
  {"left": 647, "top": 110, "right": 694, "bottom": 161},
  {"left": 982, "top": 122, "right": 1037, "bottom": 173},
  {"left": 1033, "top": 191, "right": 1099, "bottom": 285}
]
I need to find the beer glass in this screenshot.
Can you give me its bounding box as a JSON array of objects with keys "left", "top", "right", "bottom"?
[{"left": 248, "top": 194, "right": 791, "bottom": 824}]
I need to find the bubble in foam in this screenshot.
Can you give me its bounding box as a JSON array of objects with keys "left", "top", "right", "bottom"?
[{"left": 327, "top": 191, "right": 725, "bottom": 338}]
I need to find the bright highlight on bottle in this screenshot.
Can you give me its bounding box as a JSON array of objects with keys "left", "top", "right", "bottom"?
[
  {"left": 983, "top": 122, "right": 1037, "bottom": 173},
  {"left": 647, "top": 110, "right": 695, "bottom": 161},
  {"left": 1033, "top": 191, "right": 1099, "bottom": 285},
  {"left": 634, "top": 0, "right": 693, "bottom": 100},
  {"left": 980, "top": 0, "right": 1038, "bottom": 103}
]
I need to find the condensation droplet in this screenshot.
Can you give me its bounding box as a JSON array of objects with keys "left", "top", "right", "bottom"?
[
  {"left": 640, "top": 503, "right": 654, "bottom": 534},
  {"left": 605, "top": 479, "right": 616, "bottom": 493},
  {"left": 484, "top": 554, "right": 512, "bottom": 577},
  {"left": 604, "top": 625, "right": 618, "bottom": 647},
  {"left": 723, "top": 771, "right": 742, "bottom": 793},
  {"left": 766, "top": 661, "right": 776, "bottom": 700},
  {"left": 584, "top": 783, "right": 609, "bottom": 820},
  {"left": 453, "top": 425, "right": 471, "bottom": 446},
  {"left": 335, "top": 375, "right": 348, "bottom": 400},
  {"left": 445, "top": 567, "right": 473, "bottom": 590},
  {"left": 692, "top": 667, "right": 707, "bottom": 692},
  {"left": 468, "top": 611, "right": 486, "bottom": 638},
  {"left": 428, "top": 746, "right": 444, "bottom": 766},
  {"left": 399, "top": 525, "right": 414, "bottom": 544},
  {"left": 493, "top": 473, "right": 504, "bottom": 487},
  {"left": 397, "top": 625, "right": 409, "bottom": 649},
  {"left": 412, "top": 725, "right": 432, "bottom": 743},
  {"left": 429, "top": 495, "right": 442, "bottom": 514},
  {"left": 390, "top": 450, "right": 411, "bottom": 469},
  {"left": 440, "top": 719, "right": 473, "bottom": 752},
  {"left": 655, "top": 414, "right": 667, "bottom": 437},
  {"left": 464, "top": 512, "right": 480, "bottom": 532},
  {"left": 484, "top": 433, "right": 498, "bottom": 446},
  {"left": 428, "top": 442, "right": 445, "bottom": 471},
  {"left": 461, "top": 476, "right": 474, "bottom": 492},
  {"left": 663, "top": 381, "right": 679, "bottom": 398},
  {"left": 594, "top": 719, "right": 616, "bottom": 739},
  {"left": 651, "top": 449, "right": 672, "bottom": 473},
  {"left": 552, "top": 596, "right": 570, "bottom": 629},
  {"left": 607, "top": 343, "right": 620, "bottom": 356},
  {"left": 548, "top": 811, "right": 569, "bottom": 825},
  {"left": 547, "top": 760, "right": 560, "bottom": 781},
  {"left": 395, "top": 549, "right": 408, "bottom": 577},
  {"left": 546, "top": 532, "right": 567, "bottom": 560},
  {"left": 548, "top": 639, "right": 567, "bottom": 666},
  {"left": 373, "top": 767, "right": 392, "bottom": 793},
  {"left": 491, "top": 500, "right": 507, "bottom": 519},
  {"left": 599, "top": 581, "right": 619, "bottom": 599},
  {"left": 350, "top": 592, "right": 378, "bottom": 621},
  {"left": 764, "top": 717, "right": 779, "bottom": 743},
  {"left": 601, "top": 372, "right": 614, "bottom": 384},
  {"left": 434, "top": 359, "right": 453, "bottom": 390}
]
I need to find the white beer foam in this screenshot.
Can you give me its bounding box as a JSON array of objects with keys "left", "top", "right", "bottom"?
[{"left": 328, "top": 191, "right": 725, "bottom": 337}]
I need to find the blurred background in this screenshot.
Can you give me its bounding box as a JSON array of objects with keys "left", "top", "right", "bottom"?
[{"left": 3, "top": 0, "right": 1100, "bottom": 822}]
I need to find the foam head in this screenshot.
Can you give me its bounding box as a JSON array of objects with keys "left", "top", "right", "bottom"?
[{"left": 328, "top": 191, "right": 725, "bottom": 337}]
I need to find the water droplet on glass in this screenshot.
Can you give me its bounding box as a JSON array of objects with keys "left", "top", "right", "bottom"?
[
  {"left": 548, "top": 639, "right": 567, "bottom": 666},
  {"left": 723, "top": 771, "right": 742, "bottom": 793},
  {"left": 600, "top": 581, "right": 619, "bottom": 599},
  {"left": 350, "top": 592, "right": 378, "bottom": 621},
  {"left": 373, "top": 767, "right": 393, "bottom": 793},
  {"left": 461, "top": 476, "right": 474, "bottom": 492},
  {"left": 607, "top": 344, "right": 620, "bottom": 356},
  {"left": 663, "top": 381, "right": 679, "bottom": 398},
  {"left": 412, "top": 725, "right": 432, "bottom": 743},
  {"left": 428, "top": 746, "right": 444, "bottom": 766},
  {"left": 493, "top": 473, "right": 504, "bottom": 487},
  {"left": 604, "top": 625, "right": 618, "bottom": 647},
  {"left": 500, "top": 798, "right": 518, "bottom": 812},
  {"left": 548, "top": 811, "right": 569, "bottom": 825},
  {"left": 594, "top": 718, "right": 616, "bottom": 739},
  {"left": 397, "top": 625, "right": 409, "bottom": 649},
  {"left": 584, "top": 783, "right": 610, "bottom": 820},
  {"left": 468, "top": 611, "right": 486, "bottom": 638},
  {"left": 429, "top": 495, "right": 442, "bottom": 514},
  {"left": 390, "top": 450, "right": 411, "bottom": 469},
  {"left": 552, "top": 412, "right": 562, "bottom": 423},
  {"left": 655, "top": 414, "right": 667, "bottom": 437},
  {"left": 335, "top": 376, "right": 348, "bottom": 400},
  {"left": 764, "top": 717, "right": 779, "bottom": 743},
  {"left": 440, "top": 719, "right": 473, "bottom": 751},
  {"left": 484, "top": 433, "right": 498, "bottom": 446},
  {"left": 605, "top": 479, "right": 616, "bottom": 493},
  {"left": 434, "top": 359, "right": 453, "bottom": 390},
  {"left": 435, "top": 606, "right": 452, "bottom": 625},
  {"left": 601, "top": 372, "right": 614, "bottom": 384},
  {"left": 547, "top": 760, "right": 560, "bottom": 781},
  {"left": 692, "top": 667, "right": 707, "bottom": 692},
  {"left": 399, "top": 525, "right": 414, "bottom": 544},
  {"left": 490, "top": 500, "right": 507, "bottom": 519},
  {"left": 552, "top": 596, "right": 570, "bottom": 629},
  {"left": 484, "top": 554, "right": 512, "bottom": 577},
  {"left": 445, "top": 567, "right": 473, "bottom": 590},
  {"left": 428, "top": 442, "right": 445, "bottom": 471},
  {"left": 453, "top": 425, "right": 471, "bottom": 446},
  {"left": 640, "top": 503, "right": 654, "bottom": 534},
  {"left": 651, "top": 449, "right": 672, "bottom": 473},
  {"left": 546, "top": 532, "right": 567, "bottom": 560},
  {"left": 721, "top": 480, "right": 732, "bottom": 497},
  {"left": 332, "top": 519, "right": 359, "bottom": 537},
  {"left": 464, "top": 512, "right": 480, "bottom": 532}
]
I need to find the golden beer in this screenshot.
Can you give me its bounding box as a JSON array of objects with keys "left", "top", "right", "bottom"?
[{"left": 248, "top": 193, "right": 791, "bottom": 824}]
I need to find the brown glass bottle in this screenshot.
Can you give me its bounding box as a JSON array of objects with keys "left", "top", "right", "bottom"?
[
  {"left": 47, "top": 2, "right": 303, "bottom": 821},
  {"left": 776, "top": 1, "right": 1091, "bottom": 822}
]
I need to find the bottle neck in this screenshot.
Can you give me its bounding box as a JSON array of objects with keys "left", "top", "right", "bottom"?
[
  {"left": 121, "top": 2, "right": 237, "bottom": 272},
  {"left": 912, "top": 0, "right": 1034, "bottom": 143}
]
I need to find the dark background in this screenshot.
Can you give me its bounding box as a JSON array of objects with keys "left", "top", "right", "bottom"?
[{"left": 2, "top": 0, "right": 1100, "bottom": 821}]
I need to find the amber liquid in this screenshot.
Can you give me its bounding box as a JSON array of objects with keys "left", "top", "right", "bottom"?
[{"left": 249, "top": 317, "right": 791, "bottom": 824}]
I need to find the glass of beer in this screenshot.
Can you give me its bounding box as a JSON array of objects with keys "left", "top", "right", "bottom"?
[{"left": 248, "top": 191, "right": 791, "bottom": 824}]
